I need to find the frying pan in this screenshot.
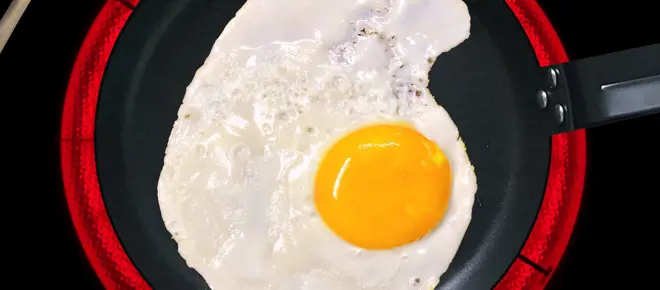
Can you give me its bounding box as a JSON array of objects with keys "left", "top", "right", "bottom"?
[{"left": 60, "top": 0, "right": 660, "bottom": 289}]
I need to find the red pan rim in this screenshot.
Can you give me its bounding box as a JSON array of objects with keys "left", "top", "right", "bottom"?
[{"left": 59, "top": 0, "right": 586, "bottom": 289}]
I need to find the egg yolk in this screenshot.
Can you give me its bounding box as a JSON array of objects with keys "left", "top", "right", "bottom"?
[{"left": 314, "top": 124, "right": 451, "bottom": 250}]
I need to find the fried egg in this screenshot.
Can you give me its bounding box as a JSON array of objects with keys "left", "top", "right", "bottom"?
[{"left": 157, "top": 0, "right": 476, "bottom": 289}]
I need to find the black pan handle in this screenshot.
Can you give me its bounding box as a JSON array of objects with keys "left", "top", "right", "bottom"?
[{"left": 541, "top": 43, "right": 660, "bottom": 133}]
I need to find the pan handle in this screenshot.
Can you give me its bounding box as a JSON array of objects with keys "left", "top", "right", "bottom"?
[{"left": 542, "top": 43, "right": 660, "bottom": 133}]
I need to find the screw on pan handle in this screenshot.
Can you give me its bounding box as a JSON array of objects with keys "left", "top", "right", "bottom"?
[{"left": 546, "top": 43, "right": 660, "bottom": 134}]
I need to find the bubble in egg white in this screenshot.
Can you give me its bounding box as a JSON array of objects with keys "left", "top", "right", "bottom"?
[
  {"left": 231, "top": 144, "right": 250, "bottom": 161},
  {"left": 157, "top": 0, "right": 476, "bottom": 289}
]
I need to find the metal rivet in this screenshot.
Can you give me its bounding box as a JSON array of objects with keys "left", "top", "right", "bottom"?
[
  {"left": 536, "top": 89, "right": 548, "bottom": 109},
  {"left": 547, "top": 68, "right": 559, "bottom": 89},
  {"left": 554, "top": 104, "right": 566, "bottom": 124}
]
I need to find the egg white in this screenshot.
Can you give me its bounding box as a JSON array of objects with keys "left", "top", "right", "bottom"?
[{"left": 157, "top": 0, "right": 476, "bottom": 289}]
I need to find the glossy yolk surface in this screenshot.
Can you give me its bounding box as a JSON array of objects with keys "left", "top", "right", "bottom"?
[{"left": 314, "top": 124, "right": 452, "bottom": 249}]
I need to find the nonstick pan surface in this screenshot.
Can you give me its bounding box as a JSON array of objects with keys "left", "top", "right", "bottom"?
[{"left": 61, "top": 0, "right": 595, "bottom": 289}]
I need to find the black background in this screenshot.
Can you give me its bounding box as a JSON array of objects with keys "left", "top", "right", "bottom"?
[{"left": 1, "top": 0, "right": 658, "bottom": 289}]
